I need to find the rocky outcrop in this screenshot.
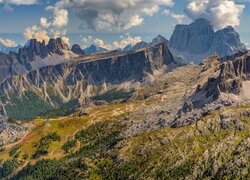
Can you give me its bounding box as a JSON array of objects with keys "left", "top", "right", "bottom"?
[
  {"left": 186, "top": 51, "right": 250, "bottom": 110},
  {"left": 169, "top": 18, "right": 246, "bottom": 63},
  {"left": 0, "top": 116, "right": 31, "bottom": 145}
]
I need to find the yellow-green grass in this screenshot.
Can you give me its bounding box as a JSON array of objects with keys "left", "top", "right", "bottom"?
[{"left": 0, "top": 100, "right": 148, "bottom": 165}]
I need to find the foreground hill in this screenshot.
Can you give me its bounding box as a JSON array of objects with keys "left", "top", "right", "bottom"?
[{"left": 1, "top": 50, "right": 250, "bottom": 179}]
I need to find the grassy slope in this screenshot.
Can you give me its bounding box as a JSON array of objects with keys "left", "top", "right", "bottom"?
[{"left": 1, "top": 104, "right": 250, "bottom": 179}]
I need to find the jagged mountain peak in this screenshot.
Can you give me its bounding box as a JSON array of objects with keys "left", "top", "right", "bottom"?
[
  {"left": 150, "top": 35, "right": 168, "bottom": 46},
  {"left": 84, "top": 44, "right": 108, "bottom": 55}
]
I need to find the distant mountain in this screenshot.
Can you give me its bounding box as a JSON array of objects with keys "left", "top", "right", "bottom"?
[
  {"left": 123, "top": 35, "right": 169, "bottom": 52},
  {"left": 132, "top": 41, "right": 149, "bottom": 51},
  {"left": 84, "top": 44, "right": 108, "bottom": 55},
  {"left": 123, "top": 44, "right": 133, "bottom": 51},
  {"left": 71, "top": 44, "right": 85, "bottom": 55},
  {"left": 0, "top": 43, "right": 21, "bottom": 54},
  {"left": 210, "top": 26, "right": 246, "bottom": 56},
  {"left": 150, "top": 35, "right": 168, "bottom": 46},
  {"left": 169, "top": 18, "right": 246, "bottom": 63}
]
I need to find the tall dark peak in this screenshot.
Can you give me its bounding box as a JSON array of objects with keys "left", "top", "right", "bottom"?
[
  {"left": 47, "top": 38, "right": 69, "bottom": 55},
  {"left": 71, "top": 44, "right": 85, "bottom": 55},
  {"left": 169, "top": 18, "right": 246, "bottom": 63},
  {"left": 23, "top": 37, "right": 69, "bottom": 57},
  {"left": 19, "top": 39, "right": 50, "bottom": 63},
  {"left": 170, "top": 18, "right": 214, "bottom": 54},
  {"left": 210, "top": 26, "right": 246, "bottom": 57}
]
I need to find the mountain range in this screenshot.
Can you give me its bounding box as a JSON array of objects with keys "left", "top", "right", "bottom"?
[
  {"left": 0, "top": 18, "right": 250, "bottom": 179},
  {"left": 0, "top": 43, "right": 21, "bottom": 54}
]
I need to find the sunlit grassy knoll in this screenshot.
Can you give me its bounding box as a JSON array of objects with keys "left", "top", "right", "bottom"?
[{"left": 0, "top": 100, "right": 147, "bottom": 165}]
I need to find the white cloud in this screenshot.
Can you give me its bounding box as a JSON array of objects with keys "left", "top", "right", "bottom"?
[
  {"left": 80, "top": 36, "right": 112, "bottom": 50},
  {"left": 113, "top": 35, "right": 142, "bottom": 49},
  {"left": 53, "top": 0, "right": 174, "bottom": 31},
  {"left": 0, "top": 0, "right": 38, "bottom": 5},
  {"left": 0, "top": 37, "right": 17, "bottom": 47},
  {"left": 171, "top": 13, "right": 185, "bottom": 23},
  {"left": 185, "top": 0, "right": 245, "bottom": 29},
  {"left": 24, "top": 25, "right": 50, "bottom": 43},
  {"left": 40, "top": 17, "right": 50, "bottom": 28},
  {"left": 24, "top": 4, "right": 69, "bottom": 44},
  {"left": 162, "top": 9, "right": 171, "bottom": 15},
  {"left": 46, "top": 6, "right": 68, "bottom": 28},
  {"left": 80, "top": 34, "right": 142, "bottom": 50}
]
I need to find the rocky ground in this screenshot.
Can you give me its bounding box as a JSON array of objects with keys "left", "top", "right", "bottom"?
[{"left": 0, "top": 117, "right": 32, "bottom": 145}]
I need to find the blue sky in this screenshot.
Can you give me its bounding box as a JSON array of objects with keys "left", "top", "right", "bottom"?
[{"left": 0, "top": 0, "right": 249, "bottom": 49}]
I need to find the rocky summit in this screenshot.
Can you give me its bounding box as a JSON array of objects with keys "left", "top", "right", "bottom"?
[{"left": 169, "top": 18, "right": 246, "bottom": 63}]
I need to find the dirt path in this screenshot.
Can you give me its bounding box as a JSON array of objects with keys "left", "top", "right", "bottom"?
[{"left": 3, "top": 132, "right": 30, "bottom": 151}]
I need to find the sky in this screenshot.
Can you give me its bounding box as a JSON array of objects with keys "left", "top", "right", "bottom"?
[{"left": 0, "top": 0, "right": 249, "bottom": 49}]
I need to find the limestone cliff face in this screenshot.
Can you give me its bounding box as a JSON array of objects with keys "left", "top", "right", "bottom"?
[
  {"left": 0, "top": 43, "right": 176, "bottom": 116},
  {"left": 169, "top": 18, "right": 246, "bottom": 63}
]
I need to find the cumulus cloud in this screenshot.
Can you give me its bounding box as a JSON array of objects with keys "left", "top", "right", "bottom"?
[
  {"left": 80, "top": 34, "right": 142, "bottom": 50},
  {"left": 80, "top": 36, "right": 112, "bottom": 50},
  {"left": 185, "top": 0, "right": 245, "bottom": 29},
  {"left": 113, "top": 35, "right": 142, "bottom": 49},
  {"left": 162, "top": 9, "right": 171, "bottom": 15},
  {"left": 24, "top": 25, "right": 50, "bottom": 43},
  {"left": 171, "top": 13, "right": 186, "bottom": 23},
  {"left": 53, "top": 0, "right": 174, "bottom": 31},
  {"left": 46, "top": 6, "right": 68, "bottom": 28},
  {"left": 0, "top": 37, "right": 17, "bottom": 47},
  {"left": 0, "top": 0, "right": 38, "bottom": 5},
  {"left": 24, "top": 4, "right": 69, "bottom": 44},
  {"left": 162, "top": 9, "right": 186, "bottom": 23}
]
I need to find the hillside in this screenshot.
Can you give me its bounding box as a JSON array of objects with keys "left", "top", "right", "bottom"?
[{"left": 1, "top": 51, "right": 250, "bottom": 178}]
